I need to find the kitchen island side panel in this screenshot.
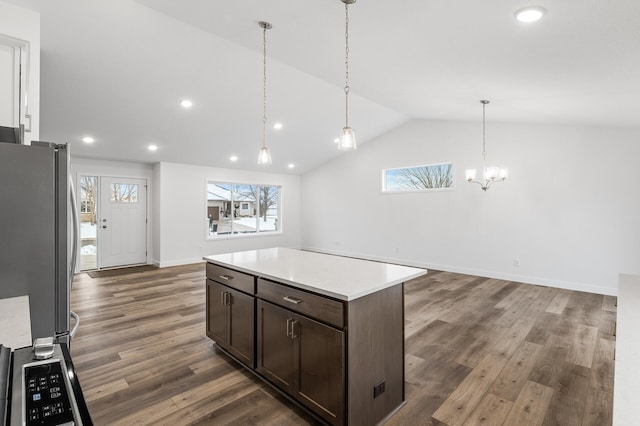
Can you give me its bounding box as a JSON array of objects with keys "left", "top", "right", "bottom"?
[{"left": 346, "top": 283, "right": 404, "bottom": 425}]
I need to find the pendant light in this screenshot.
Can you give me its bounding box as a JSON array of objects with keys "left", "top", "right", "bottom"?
[
  {"left": 338, "top": 0, "right": 357, "bottom": 151},
  {"left": 257, "top": 21, "right": 273, "bottom": 165},
  {"left": 465, "top": 100, "right": 508, "bottom": 191}
]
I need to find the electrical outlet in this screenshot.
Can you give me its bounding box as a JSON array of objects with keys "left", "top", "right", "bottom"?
[
  {"left": 373, "top": 380, "right": 385, "bottom": 398},
  {"left": 513, "top": 259, "right": 520, "bottom": 267}
]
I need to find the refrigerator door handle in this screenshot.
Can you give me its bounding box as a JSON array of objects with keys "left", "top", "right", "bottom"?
[
  {"left": 68, "top": 177, "right": 81, "bottom": 340},
  {"left": 68, "top": 177, "right": 79, "bottom": 285},
  {"left": 70, "top": 310, "right": 80, "bottom": 338}
]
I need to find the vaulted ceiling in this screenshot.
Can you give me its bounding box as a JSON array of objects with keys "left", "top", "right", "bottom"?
[{"left": 6, "top": 0, "right": 640, "bottom": 173}]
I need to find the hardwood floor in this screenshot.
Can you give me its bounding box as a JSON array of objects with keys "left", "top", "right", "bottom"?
[{"left": 70, "top": 264, "right": 615, "bottom": 425}]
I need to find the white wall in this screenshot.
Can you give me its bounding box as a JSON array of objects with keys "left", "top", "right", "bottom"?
[
  {"left": 154, "top": 161, "right": 301, "bottom": 267},
  {"left": 70, "top": 157, "right": 155, "bottom": 270},
  {"left": 0, "top": 1, "right": 40, "bottom": 142},
  {"left": 301, "top": 119, "right": 640, "bottom": 296}
]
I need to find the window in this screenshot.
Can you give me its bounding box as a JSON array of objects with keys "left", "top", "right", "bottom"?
[
  {"left": 207, "top": 182, "right": 281, "bottom": 237},
  {"left": 110, "top": 183, "right": 138, "bottom": 203},
  {"left": 382, "top": 163, "right": 454, "bottom": 192},
  {"left": 79, "top": 176, "right": 98, "bottom": 270}
]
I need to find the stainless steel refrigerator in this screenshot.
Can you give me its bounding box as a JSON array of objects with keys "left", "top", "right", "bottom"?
[{"left": 0, "top": 141, "right": 79, "bottom": 345}]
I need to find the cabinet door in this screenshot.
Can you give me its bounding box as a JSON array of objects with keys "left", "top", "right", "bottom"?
[
  {"left": 256, "top": 300, "right": 294, "bottom": 393},
  {"left": 206, "top": 280, "right": 228, "bottom": 344},
  {"left": 227, "top": 287, "right": 255, "bottom": 367},
  {"left": 294, "top": 314, "right": 345, "bottom": 425}
]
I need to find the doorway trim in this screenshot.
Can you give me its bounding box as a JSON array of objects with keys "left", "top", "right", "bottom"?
[{"left": 75, "top": 172, "right": 149, "bottom": 272}]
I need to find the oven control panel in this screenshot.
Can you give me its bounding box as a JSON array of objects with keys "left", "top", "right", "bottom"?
[{"left": 24, "top": 360, "right": 75, "bottom": 425}]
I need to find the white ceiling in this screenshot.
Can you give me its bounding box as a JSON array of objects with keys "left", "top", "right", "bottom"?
[{"left": 6, "top": 0, "right": 640, "bottom": 173}]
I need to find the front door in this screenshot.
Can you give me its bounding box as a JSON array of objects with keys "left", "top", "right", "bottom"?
[{"left": 98, "top": 177, "right": 147, "bottom": 268}]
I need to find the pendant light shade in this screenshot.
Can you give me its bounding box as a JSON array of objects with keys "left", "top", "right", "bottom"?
[
  {"left": 338, "top": 127, "right": 356, "bottom": 151},
  {"left": 337, "top": 0, "right": 357, "bottom": 151},
  {"left": 257, "top": 146, "right": 272, "bottom": 165},
  {"left": 257, "top": 21, "right": 273, "bottom": 165}
]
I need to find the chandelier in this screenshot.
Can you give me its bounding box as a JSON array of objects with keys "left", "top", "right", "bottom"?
[{"left": 465, "top": 100, "right": 508, "bottom": 191}]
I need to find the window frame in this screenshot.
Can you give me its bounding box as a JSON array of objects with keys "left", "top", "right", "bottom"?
[
  {"left": 205, "top": 180, "right": 282, "bottom": 240},
  {"left": 381, "top": 162, "right": 456, "bottom": 193}
]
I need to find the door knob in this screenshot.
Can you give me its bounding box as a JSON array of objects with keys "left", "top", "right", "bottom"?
[{"left": 102, "top": 225, "right": 107, "bottom": 229}]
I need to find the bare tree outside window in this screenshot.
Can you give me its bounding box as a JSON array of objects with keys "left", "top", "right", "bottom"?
[
  {"left": 237, "top": 185, "right": 279, "bottom": 222},
  {"left": 207, "top": 182, "right": 281, "bottom": 237},
  {"left": 110, "top": 183, "right": 138, "bottom": 203},
  {"left": 383, "top": 163, "right": 454, "bottom": 192},
  {"left": 80, "top": 176, "right": 97, "bottom": 223}
]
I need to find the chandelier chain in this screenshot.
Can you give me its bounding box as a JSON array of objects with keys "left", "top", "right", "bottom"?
[
  {"left": 482, "top": 101, "right": 486, "bottom": 169},
  {"left": 344, "top": 1, "right": 350, "bottom": 126}
]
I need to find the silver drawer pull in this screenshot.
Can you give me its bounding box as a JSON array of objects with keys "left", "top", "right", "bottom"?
[
  {"left": 283, "top": 296, "right": 302, "bottom": 305},
  {"left": 219, "top": 274, "right": 233, "bottom": 281}
]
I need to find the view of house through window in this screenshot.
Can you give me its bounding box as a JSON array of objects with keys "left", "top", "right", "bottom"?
[
  {"left": 79, "top": 176, "right": 98, "bottom": 270},
  {"left": 207, "top": 182, "right": 281, "bottom": 237}
]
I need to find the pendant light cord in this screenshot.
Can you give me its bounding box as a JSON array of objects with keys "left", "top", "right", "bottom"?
[
  {"left": 344, "top": 2, "right": 350, "bottom": 127},
  {"left": 263, "top": 24, "right": 268, "bottom": 149}
]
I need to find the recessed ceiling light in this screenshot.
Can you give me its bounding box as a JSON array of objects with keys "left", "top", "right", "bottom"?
[
  {"left": 82, "top": 136, "right": 95, "bottom": 143},
  {"left": 180, "top": 99, "right": 193, "bottom": 108},
  {"left": 288, "top": 163, "right": 295, "bottom": 169},
  {"left": 273, "top": 122, "right": 283, "bottom": 130},
  {"left": 147, "top": 144, "right": 158, "bottom": 151},
  {"left": 515, "top": 6, "right": 546, "bottom": 23},
  {"left": 230, "top": 155, "right": 238, "bottom": 162}
]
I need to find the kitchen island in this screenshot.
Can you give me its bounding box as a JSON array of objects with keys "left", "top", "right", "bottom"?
[{"left": 203, "top": 247, "right": 426, "bottom": 425}]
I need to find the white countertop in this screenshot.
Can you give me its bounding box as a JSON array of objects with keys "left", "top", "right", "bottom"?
[
  {"left": 203, "top": 247, "right": 427, "bottom": 301},
  {"left": 613, "top": 273, "right": 639, "bottom": 426},
  {"left": 0, "top": 296, "right": 32, "bottom": 350}
]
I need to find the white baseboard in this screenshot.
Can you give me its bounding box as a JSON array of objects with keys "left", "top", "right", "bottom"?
[
  {"left": 301, "top": 246, "right": 617, "bottom": 296},
  {"left": 156, "top": 257, "right": 205, "bottom": 268}
]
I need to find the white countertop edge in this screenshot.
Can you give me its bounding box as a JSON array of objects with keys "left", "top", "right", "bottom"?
[
  {"left": 0, "top": 295, "right": 32, "bottom": 350},
  {"left": 213, "top": 262, "right": 426, "bottom": 301},
  {"left": 613, "top": 273, "right": 640, "bottom": 426},
  {"left": 203, "top": 249, "right": 427, "bottom": 301}
]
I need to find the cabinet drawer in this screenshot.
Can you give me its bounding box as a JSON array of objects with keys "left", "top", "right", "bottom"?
[
  {"left": 257, "top": 278, "right": 344, "bottom": 328},
  {"left": 206, "top": 263, "right": 255, "bottom": 294}
]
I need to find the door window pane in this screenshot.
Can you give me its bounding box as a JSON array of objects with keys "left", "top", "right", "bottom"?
[
  {"left": 110, "top": 183, "right": 138, "bottom": 203},
  {"left": 80, "top": 176, "right": 98, "bottom": 270}
]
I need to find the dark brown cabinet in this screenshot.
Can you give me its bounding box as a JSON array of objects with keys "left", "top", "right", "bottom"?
[
  {"left": 205, "top": 259, "right": 407, "bottom": 426},
  {"left": 206, "top": 279, "right": 255, "bottom": 367},
  {"left": 257, "top": 300, "right": 345, "bottom": 425}
]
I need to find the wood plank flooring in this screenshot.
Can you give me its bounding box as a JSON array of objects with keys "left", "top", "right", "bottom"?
[{"left": 70, "top": 264, "right": 615, "bottom": 425}]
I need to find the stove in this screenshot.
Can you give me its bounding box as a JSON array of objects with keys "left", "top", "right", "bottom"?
[{"left": 0, "top": 339, "right": 91, "bottom": 425}]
